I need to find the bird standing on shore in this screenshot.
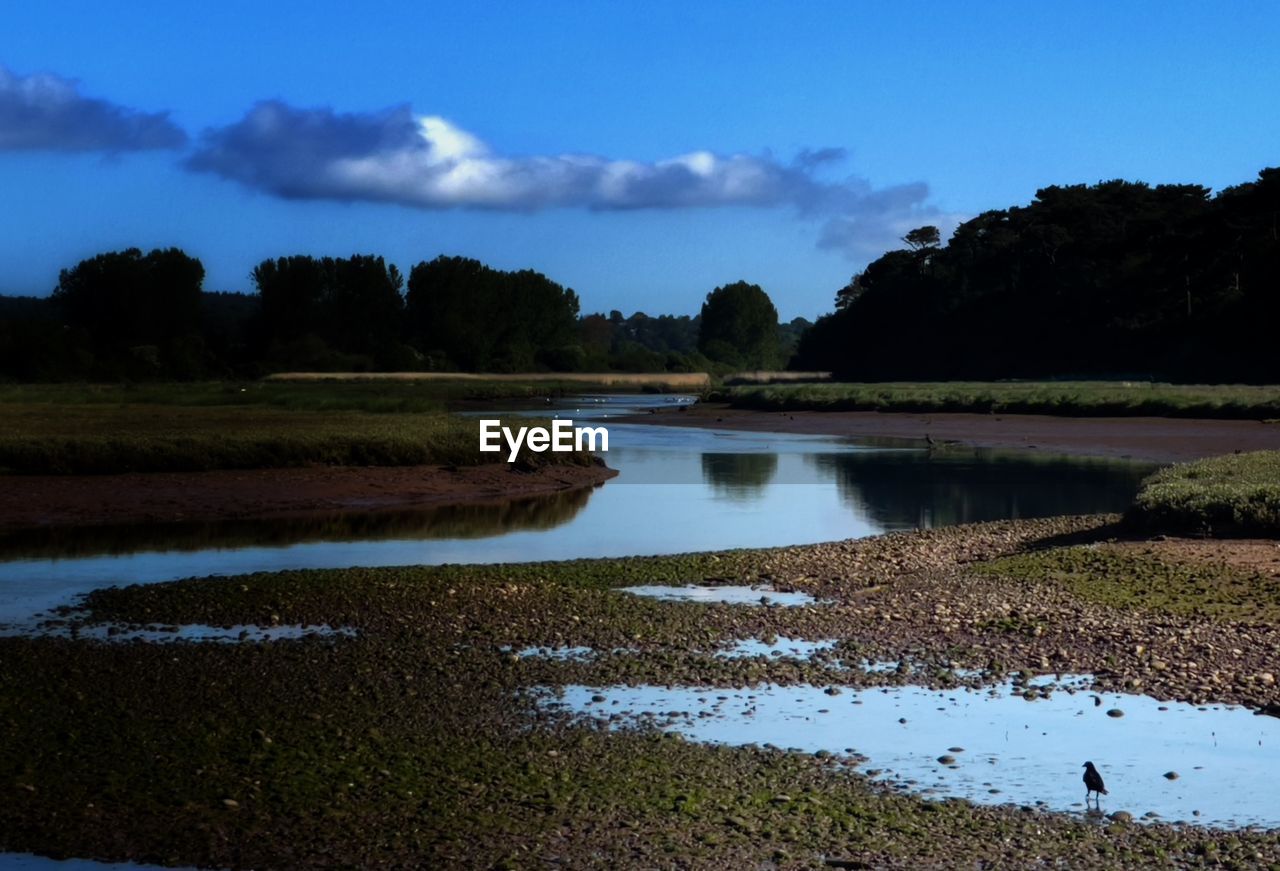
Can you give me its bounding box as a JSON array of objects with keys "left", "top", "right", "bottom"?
[{"left": 1083, "top": 761, "right": 1108, "bottom": 806}]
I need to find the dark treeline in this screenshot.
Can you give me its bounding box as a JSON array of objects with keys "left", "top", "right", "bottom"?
[
  {"left": 796, "top": 168, "right": 1280, "bottom": 382},
  {"left": 0, "top": 250, "right": 804, "bottom": 380}
]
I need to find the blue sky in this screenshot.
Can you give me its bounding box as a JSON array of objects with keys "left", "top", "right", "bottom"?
[{"left": 3, "top": 2, "right": 1279, "bottom": 319}]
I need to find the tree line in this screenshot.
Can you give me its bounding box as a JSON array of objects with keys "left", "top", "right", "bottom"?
[
  {"left": 0, "top": 250, "right": 805, "bottom": 380},
  {"left": 796, "top": 167, "right": 1280, "bottom": 382}
]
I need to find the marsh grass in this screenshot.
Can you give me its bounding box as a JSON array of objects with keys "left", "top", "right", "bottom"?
[
  {"left": 0, "top": 379, "right": 593, "bottom": 413},
  {"left": 0, "top": 403, "right": 592, "bottom": 474},
  {"left": 1127, "top": 450, "right": 1280, "bottom": 535},
  {"left": 975, "top": 543, "right": 1280, "bottom": 622},
  {"left": 718, "top": 381, "right": 1280, "bottom": 419}
]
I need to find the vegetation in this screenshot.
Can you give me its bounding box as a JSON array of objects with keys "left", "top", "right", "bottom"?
[
  {"left": 1127, "top": 450, "right": 1280, "bottom": 535},
  {"left": 0, "top": 376, "right": 705, "bottom": 414},
  {"left": 405, "top": 255, "right": 580, "bottom": 372},
  {"left": 697, "top": 280, "right": 782, "bottom": 370},
  {"left": 0, "top": 402, "right": 592, "bottom": 475},
  {"left": 715, "top": 380, "right": 1280, "bottom": 419},
  {"left": 976, "top": 543, "right": 1280, "bottom": 623},
  {"left": 254, "top": 254, "right": 409, "bottom": 370},
  {"left": 797, "top": 168, "right": 1280, "bottom": 382},
  {"left": 0, "top": 250, "right": 805, "bottom": 380},
  {"left": 6, "top": 517, "right": 1280, "bottom": 867}
]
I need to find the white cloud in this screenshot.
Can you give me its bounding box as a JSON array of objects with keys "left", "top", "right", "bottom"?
[
  {"left": 187, "top": 100, "right": 955, "bottom": 258},
  {"left": 0, "top": 65, "right": 185, "bottom": 152}
]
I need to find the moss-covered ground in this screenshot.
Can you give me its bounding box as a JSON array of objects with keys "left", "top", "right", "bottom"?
[{"left": 6, "top": 515, "right": 1280, "bottom": 868}]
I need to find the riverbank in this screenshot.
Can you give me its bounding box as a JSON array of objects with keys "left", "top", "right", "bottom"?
[
  {"left": 5, "top": 515, "right": 1280, "bottom": 867},
  {"left": 715, "top": 381, "right": 1280, "bottom": 419},
  {"left": 0, "top": 461, "right": 616, "bottom": 531},
  {"left": 625, "top": 404, "right": 1280, "bottom": 463}
]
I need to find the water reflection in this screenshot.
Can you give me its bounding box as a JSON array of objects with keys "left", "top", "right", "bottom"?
[
  {"left": 700, "top": 453, "right": 778, "bottom": 499},
  {"left": 808, "top": 448, "right": 1152, "bottom": 530},
  {"left": 0, "top": 397, "right": 1157, "bottom": 622},
  {"left": 546, "top": 679, "right": 1280, "bottom": 829},
  {"left": 0, "top": 486, "right": 594, "bottom": 561}
]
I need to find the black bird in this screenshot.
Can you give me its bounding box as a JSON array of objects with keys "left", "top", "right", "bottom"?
[{"left": 1082, "top": 761, "right": 1108, "bottom": 806}]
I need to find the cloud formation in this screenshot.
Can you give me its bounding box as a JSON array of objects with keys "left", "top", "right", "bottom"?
[
  {"left": 187, "top": 101, "right": 956, "bottom": 257},
  {"left": 0, "top": 65, "right": 186, "bottom": 152}
]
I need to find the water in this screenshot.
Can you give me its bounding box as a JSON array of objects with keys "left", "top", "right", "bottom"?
[
  {"left": 0, "top": 621, "right": 356, "bottom": 643},
  {"left": 0, "top": 857, "right": 200, "bottom": 870},
  {"left": 717, "top": 637, "right": 839, "bottom": 659},
  {"left": 545, "top": 679, "right": 1280, "bottom": 829},
  {"left": 619, "top": 584, "right": 823, "bottom": 606},
  {"left": 0, "top": 394, "right": 1151, "bottom": 624}
]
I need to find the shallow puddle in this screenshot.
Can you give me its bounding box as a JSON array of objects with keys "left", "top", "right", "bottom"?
[
  {"left": 619, "top": 585, "right": 822, "bottom": 606},
  {"left": 716, "top": 637, "right": 838, "bottom": 658},
  {"left": 0, "top": 855, "right": 201, "bottom": 870},
  {"left": 0, "top": 622, "right": 356, "bottom": 643},
  {"left": 542, "top": 679, "right": 1280, "bottom": 829},
  {"left": 511, "top": 645, "right": 597, "bottom": 660}
]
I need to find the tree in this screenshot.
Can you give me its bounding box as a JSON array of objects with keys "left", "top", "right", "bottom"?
[
  {"left": 697, "top": 281, "right": 781, "bottom": 369},
  {"left": 793, "top": 169, "right": 1280, "bottom": 381},
  {"left": 405, "top": 256, "right": 580, "bottom": 371},
  {"left": 902, "top": 226, "right": 941, "bottom": 250},
  {"left": 834, "top": 273, "right": 866, "bottom": 310},
  {"left": 52, "top": 247, "right": 205, "bottom": 374},
  {"left": 252, "top": 254, "right": 404, "bottom": 367}
]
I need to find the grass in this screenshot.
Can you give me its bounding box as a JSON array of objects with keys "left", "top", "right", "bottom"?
[
  {"left": 0, "top": 378, "right": 688, "bottom": 413},
  {"left": 974, "top": 543, "right": 1280, "bottom": 623},
  {"left": 1127, "top": 450, "right": 1280, "bottom": 535},
  {"left": 265, "top": 371, "right": 711, "bottom": 390},
  {"left": 0, "top": 380, "right": 622, "bottom": 474},
  {"left": 0, "top": 403, "right": 594, "bottom": 474},
  {"left": 715, "top": 380, "right": 1280, "bottom": 419},
  {"left": 7, "top": 532, "right": 1280, "bottom": 867}
]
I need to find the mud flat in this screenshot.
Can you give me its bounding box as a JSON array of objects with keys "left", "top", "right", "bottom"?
[
  {"left": 0, "top": 461, "right": 616, "bottom": 532},
  {"left": 5, "top": 514, "right": 1280, "bottom": 867},
  {"left": 626, "top": 404, "right": 1280, "bottom": 463}
]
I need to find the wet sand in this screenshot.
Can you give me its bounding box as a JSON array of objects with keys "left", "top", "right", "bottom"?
[
  {"left": 0, "top": 462, "right": 616, "bottom": 531},
  {"left": 623, "top": 404, "right": 1280, "bottom": 463}
]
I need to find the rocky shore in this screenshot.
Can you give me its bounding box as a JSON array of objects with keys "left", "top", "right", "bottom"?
[{"left": 4, "top": 513, "right": 1280, "bottom": 867}]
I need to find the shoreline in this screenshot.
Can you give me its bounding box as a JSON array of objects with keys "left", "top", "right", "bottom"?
[
  {"left": 0, "top": 461, "right": 617, "bottom": 532},
  {"left": 7, "top": 515, "right": 1280, "bottom": 867},
  {"left": 621, "top": 404, "right": 1280, "bottom": 463}
]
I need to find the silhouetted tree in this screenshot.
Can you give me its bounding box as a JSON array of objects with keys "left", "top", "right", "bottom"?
[
  {"left": 50, "top": 247, "right": 205, "bottom": 376},
  {"left": 252, "top": 254, "right": 404, "bottom": 368},
  {"left": 902, "top": 226, "right": 941, "bottom": 250},
  {"left": 698, "top": 281, "right": 781, "bottom": 369},
  {"left": 53, "top": 247, "right": 204, "bottom": 350},
  {"left": 796, "top": 168, "right": 1280, "bottom": 382},
  {"left": 405, "top": 255, "right": 579, "bottom": 371}
]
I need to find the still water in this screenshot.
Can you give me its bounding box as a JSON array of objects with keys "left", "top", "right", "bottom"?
[
  {"left": 0, "top": 395, "right": 1153, "bottom": 623},
  {"left": 546, "top": 678, "right": 1280, "bottom": 829}
]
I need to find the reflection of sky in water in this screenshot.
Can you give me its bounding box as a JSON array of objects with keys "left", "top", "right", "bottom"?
[
  {"left": 619, "top": 585, "right": 821, "bottom": 606},
  {"left": 0, "top": 395, "right": 1152, "bottom": 622},
  {"left": 548, "top": 680, "right": 1280, "bottom": 830},
  {"left": 0, "top": 856, "right": 198, "bottom": 870}
]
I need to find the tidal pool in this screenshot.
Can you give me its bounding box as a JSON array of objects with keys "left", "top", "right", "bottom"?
[
  {"left": 717, "top": 637, "right": 840, "bottom": 658},
  {"left": 0, "top": 856, "right": 200, "bottom": 870},
  {"left": 543, "top": 679, "right": 1280, "bottom": 829},
  {"left": 0, "top": 621, "right": 356, "bottom": 643},
  {"left": 620, "top": 584, "right": 823, "bottom": 606}
]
